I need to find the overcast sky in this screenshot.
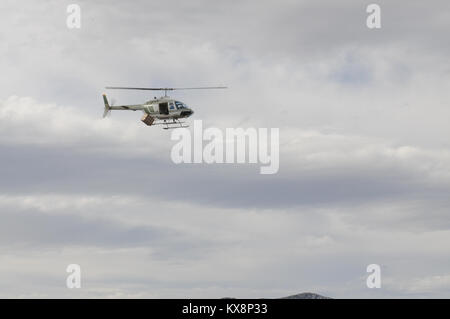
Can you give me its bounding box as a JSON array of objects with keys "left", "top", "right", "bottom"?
[{"left": 1, "top": 0, "right": 450, "bottom": 298}]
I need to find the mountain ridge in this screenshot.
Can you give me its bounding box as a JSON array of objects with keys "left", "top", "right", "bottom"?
[{"left": 221, "top": 292, "right": 331, "bottom": 299}]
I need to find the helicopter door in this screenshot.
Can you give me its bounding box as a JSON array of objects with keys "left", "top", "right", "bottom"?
[{"left": 159, "top": 102, "right": 169, "bottom": 115}]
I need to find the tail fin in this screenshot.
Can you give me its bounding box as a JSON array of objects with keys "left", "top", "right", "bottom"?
[{"left": 102, "top": 94, "right": 111, "bottom": 118}]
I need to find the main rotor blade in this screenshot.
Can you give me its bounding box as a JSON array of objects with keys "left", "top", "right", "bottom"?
[
  {"left": 170, "top": 87, "right": 227, "bottom": 90},
  {"left": 105, "top": 86, "right": 227, "bottom": 91}
]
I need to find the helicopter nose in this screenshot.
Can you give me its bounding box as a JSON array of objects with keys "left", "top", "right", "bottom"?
[{"left": 180, "top": 108, "right": 194, "bottom": 117}]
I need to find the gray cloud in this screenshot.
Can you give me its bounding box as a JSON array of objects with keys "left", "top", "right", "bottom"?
[
  {"left": 1, "top": 142, "right": 449, "bottom": 211},
  {"left": 0, "top": 209, "right": 166, "bottom": 248}
]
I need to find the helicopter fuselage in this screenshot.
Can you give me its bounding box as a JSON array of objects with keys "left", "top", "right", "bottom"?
[
  {"left": 102, "top": 93, "right": 199, "bottom": 128},
  {"left": 103, "top": 94, "right": 194, "bottom": 120},
  {"left": 142, "top": 97, "right": 194, "bottom": 120}
]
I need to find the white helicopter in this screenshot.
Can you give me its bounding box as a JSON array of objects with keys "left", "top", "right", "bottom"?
[{"left": 102, "top": 86, "right": 227, "bottom": 129}]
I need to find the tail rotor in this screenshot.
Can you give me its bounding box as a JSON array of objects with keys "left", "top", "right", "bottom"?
[{"left": 102, "top": 94, "right": 112, "bottom": 118}]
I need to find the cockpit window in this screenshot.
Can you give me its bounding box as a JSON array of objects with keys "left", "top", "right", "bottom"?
[{"left": 175, "top": 101, "right": 186, "bottom": 109}]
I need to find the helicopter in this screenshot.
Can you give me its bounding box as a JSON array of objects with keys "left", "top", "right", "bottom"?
[{"left": 102, "top": 86, "right": 227, "bottom": 129}]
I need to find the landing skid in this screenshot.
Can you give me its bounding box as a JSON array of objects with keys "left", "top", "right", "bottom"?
[{"left": 153, "top": 119, "right": 189, "bottom": 130}]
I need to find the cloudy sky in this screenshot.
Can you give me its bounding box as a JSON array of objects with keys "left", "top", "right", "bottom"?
[{"left": 1, "top": 0, "right": 450, "bottom": 298}]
